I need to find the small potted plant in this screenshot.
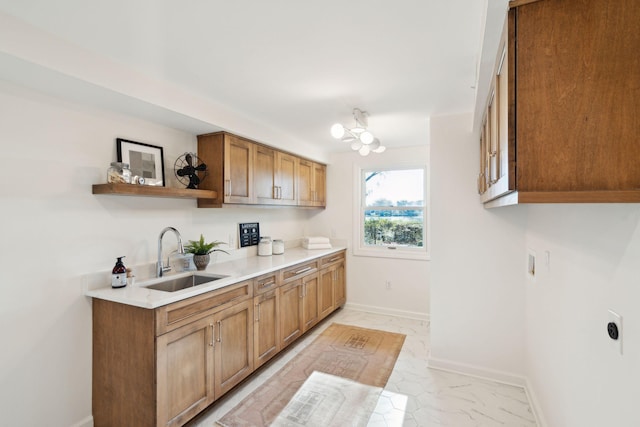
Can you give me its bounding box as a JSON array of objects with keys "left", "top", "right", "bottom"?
[{"left": 184, "top": 234, "right": 229, "bottom": 270}]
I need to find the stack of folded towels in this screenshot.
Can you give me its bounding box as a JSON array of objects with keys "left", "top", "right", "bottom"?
[{"left": 302, "top": 236, "right": 332, "bottom": 250}]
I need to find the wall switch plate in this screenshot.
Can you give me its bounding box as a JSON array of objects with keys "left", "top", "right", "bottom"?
[{"left": 608, "top": 309, "right": 623, "bottom": 355}]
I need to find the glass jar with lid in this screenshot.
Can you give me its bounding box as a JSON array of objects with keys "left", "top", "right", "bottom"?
[
  {"left": 272, "top": 239, "right": 284, "bottom": 255},
  {"left": 258, "top": 236, "right": 272, "bottom": 256},
  {"left": 107, "top": 162, "right": 132, "bottom": 184}
]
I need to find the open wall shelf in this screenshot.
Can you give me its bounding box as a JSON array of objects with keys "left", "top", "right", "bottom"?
[{"left": 92, "top": 183, "right": 217, "bottom": 199}]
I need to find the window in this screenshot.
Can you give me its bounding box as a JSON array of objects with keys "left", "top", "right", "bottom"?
[{"left": 354, "top": 166, "right": 429, "bottom": 260}]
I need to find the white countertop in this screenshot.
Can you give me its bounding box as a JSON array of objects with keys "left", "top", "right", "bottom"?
[{"left": 85, "top": 246, "right": 345, "bottom": 309}]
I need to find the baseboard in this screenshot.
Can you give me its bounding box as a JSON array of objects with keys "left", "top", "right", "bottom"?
[
  {"left": 524, "top": 377, "right": 548, "bottom": 427},
  {"left": 344, "top": 303, "right": 429, "bottom": 322},
  {"left": 427, "top": 356, "right": 526, "bottom": 387},
  {"left": 70, "top": 415, "right": 93, "bottom": 427},
  {"left": 428, "top": 357, "right": 548, "bottom": 426}
]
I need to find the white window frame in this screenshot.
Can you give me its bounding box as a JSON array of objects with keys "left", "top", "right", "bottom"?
[{"left": 353, "top": 164, "right": 430, "bottom": 261}]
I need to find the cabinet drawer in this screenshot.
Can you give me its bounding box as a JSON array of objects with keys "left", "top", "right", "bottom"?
[
  {"left": 320, "top": 251, "right": 345, "bottom": 268},
  {"left": 155, "top": 280, "right": 253, "bottom": 335},
  {"left": 253, "top": 272, "right": 279, "bottom": 295},
  {"left": 281, "top": 260, "right": 318, "bottom": 283}
]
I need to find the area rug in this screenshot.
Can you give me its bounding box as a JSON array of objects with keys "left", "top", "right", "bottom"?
[
  {"left": 216, "top": 323, "right": 406, "bottom": 427},
  {"left": 271, "top": 372, "right": 382, "bottom": 426}
]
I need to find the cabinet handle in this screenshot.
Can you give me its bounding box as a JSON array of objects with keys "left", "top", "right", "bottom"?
[
  {"left": 217, "top": 320, "right": 222, "bottom": 343},
  {"left": 259, "top": 280, "right": 276, "bottom": 288},
  {"left": 327, "top": 257, "right": 341, "bottom": 263},
  {"left": 209, "top": 323, "right": 214, "bottom": 347},
  {"left": 257, "top": 303, "right": 261, "bottom": 321},
  {"left": 255, "top": 304, "right": 259, "bottom": 322},
  {"left": 294, "top": 266, "right": 312, "bottom": 275}
]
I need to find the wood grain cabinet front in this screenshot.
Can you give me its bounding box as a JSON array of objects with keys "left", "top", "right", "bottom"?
[
  {"left": 197, "top": 131, "right": 325, "bottom": 208},
  {"left": 480, "top": 0, "right": 640, "bottom": 206},
  {"left": 298, "top": 159, "right": 326, "bottom": 207},
  {"left": 92, "top": 251, "right": 346, "bottom": 427}
]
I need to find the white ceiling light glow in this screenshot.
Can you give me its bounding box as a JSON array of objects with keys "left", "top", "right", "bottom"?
[{"left": 331, "top": 108, "right": 386, "bottom": 156}]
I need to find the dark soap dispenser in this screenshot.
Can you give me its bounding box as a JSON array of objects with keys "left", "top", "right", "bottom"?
[{"left": 111, "top": 256, "right": 127, "bottom": 288}]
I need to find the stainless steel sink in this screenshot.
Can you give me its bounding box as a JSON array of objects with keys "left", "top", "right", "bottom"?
[{"left": 144, "top": 273, "right": 227, "bottom": 292}]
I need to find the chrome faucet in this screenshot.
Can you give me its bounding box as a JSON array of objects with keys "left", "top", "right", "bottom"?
[{"left": 157, "top": 227, "right": 185, "bottom": 277}]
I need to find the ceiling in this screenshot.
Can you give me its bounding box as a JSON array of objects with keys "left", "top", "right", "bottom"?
[{"left": 0, "top": 0, "right": 491, "bottom": 156}]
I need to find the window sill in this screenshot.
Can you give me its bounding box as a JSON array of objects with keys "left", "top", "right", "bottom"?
[{"left": 352, "top": 247, "right": 430, "bottom": 261}]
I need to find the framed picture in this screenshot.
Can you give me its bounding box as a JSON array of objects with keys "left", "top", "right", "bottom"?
[{"left": 116, "top": 138, "right": 165, "bottom": 186}]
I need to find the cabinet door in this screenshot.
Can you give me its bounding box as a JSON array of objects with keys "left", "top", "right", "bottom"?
[
  {"left": 275, "top": 151, "right": 298, "bottom": 205},
  {"left": 224, "top": 135, "right": 254, "bottom": 203},
  {"left": 480, "top": 15, "right": 514, "bottom": 203},
  {"left": 157, "top": 316, "right": 215, "bottom": 427},
  {"left": 254, "top": 290, "right": 279, "bottom": 368},
  {"left": 319, "top": 266, "right": 335, "bottom": 319},
  {"left": 297, "top": 159, "right": 314, "bottom": 206},
  {"left": 254, "top": 145, "right": 277, "bottom": 205},
  {"left": 302, "top": 273, "right": 319, "bottom": 331},
  {"left": 213, "top": 299, "right": 253, "bottom": 397},
  {"left": 334, "top": 262, "right": 346, "bottom": 307},
  {"left": 312, "top": 163, "right": 326, "bottom": 207},
  {"left": 279, "top": 280, "right": 303, "bottom": 349}
]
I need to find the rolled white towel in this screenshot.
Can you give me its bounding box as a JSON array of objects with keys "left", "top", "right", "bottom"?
[{"left": 303, "top": 236, "right": 331, "bottom": 245}]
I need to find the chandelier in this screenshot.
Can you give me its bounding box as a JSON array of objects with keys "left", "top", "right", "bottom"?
[{"left": 330, "top": 108, "right": 386, "bottom": 156}]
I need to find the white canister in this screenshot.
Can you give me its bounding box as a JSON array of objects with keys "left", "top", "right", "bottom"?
[
  {"left": 272, "top": 239, "right": 284, "bottom": 255},
  {"left": 258, "top": 236, "right": 272, "bottom": 256}
]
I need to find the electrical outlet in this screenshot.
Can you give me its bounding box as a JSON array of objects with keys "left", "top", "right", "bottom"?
[
  {"left": 385, "top": 281, "right": 392, "bottom": 290},
  {"left": 608, "top": 309, "right": 623, "bottom": 355},
  {"left": 527, "top": 249, "right": 536, "bottom": 281}
]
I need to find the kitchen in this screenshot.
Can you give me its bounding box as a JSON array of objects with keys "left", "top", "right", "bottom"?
[{"left": 1, "top": 1, "right": 639, "bottom": 426}]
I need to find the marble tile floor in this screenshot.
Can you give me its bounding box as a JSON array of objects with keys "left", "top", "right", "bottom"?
[{"left": 185, "top": 308, "right": 538, "bottom": 427}]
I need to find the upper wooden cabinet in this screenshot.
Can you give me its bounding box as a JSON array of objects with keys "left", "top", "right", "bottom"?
[
  {"left": 197, "top": 132, "right": 325, "bottom": 208},
  {"left": 479, "top": 0, "right": 640, "bottom": 206},
  {"left": 298, "top": 159, "right": 326, "bottom": 207}
]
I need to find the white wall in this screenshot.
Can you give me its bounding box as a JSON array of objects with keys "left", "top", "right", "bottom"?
[
  {"left": 0, "top": 82, "right": 316, "bottom": 427},
  {"left": 525, "top": 205, "right": 640, "bottom": 427},
  {"left": 313, "top": 147, "right": 430, "bottom": 319},
  {"left": 429, "top": 111, "right": 640, "bottom": 426},
  {"left": 429, "top": 112, "right": 527, "bottom": 382}
]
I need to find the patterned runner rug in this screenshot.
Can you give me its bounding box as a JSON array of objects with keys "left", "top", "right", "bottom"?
[
  {"left": 216, "top": 323, "right": 406, "bottom": 426},
  {"left": 272, "top": 372, "right": 382, "bottom": 426}
]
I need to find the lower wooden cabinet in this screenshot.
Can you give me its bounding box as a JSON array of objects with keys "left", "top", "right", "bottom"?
[
  {"left": 319, "top": 252, "right": 346, "bottom": 317},
  {"left": 279, "top": 279, "right": 303, "bottom": 349},
  {"left": 253, "top": 289, "right": 279, "bottom": 368},
  {"left": 301, "top": 273, "right": 320, "bottom": 331},
  {"left": 93, "top": 250, "right": 346, "bottom": 427},
  {"left": 157, "top": 300, "right": 253, "bottom": 426},
  {"left": 214, "top": 299, "right": 253, "bottom": 396},
  {"left": 334, "top": 262, "right": 346, "bottom": 307},
  {"left": 157, "top": 316, "right": 215, "bottom": 427}
]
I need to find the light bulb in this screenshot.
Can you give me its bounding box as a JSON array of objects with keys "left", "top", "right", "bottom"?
[
  {"left": 359, "top": 145, "right": 370, "bottom": 156},
  {"left": 350, "top": 141, "right": 363, "bottom": 151},
  {"left": 360, "top": 131, "right": 374, "bottom": 145},
  {"left": 331, "top": 123, "right": 345, "bottom": 139},
  {"left": 372, "top": 145, "right": 386, "bottom": 153}
]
